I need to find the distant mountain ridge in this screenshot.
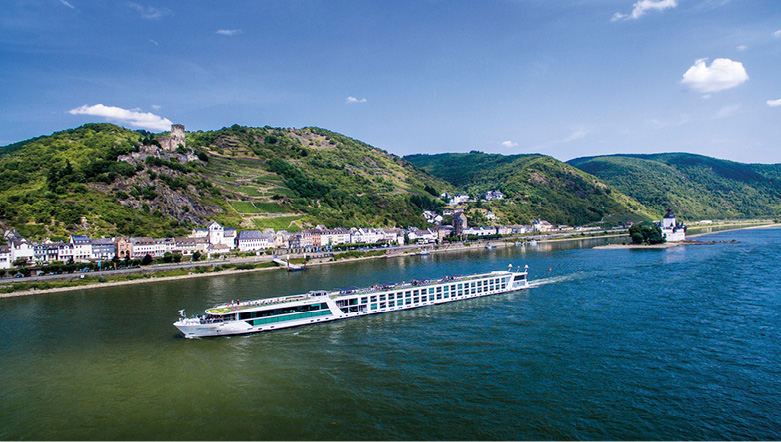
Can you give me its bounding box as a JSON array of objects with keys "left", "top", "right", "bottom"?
[
  {"left": 3, "top": 124, "right": 777, "bottom": 242},
  {"left": 567, "top": 153, "right": 781, "bottom": 219},
  {"left": 405, "top": 152, "right": 656, "bottom": 226}
]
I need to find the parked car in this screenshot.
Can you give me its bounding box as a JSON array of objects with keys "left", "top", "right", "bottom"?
[{"left": 13, "top": 273, "right": 24, "bottom": 278}]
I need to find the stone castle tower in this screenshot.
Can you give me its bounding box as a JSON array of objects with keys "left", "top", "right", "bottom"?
[{"left": 160, "top": 124, "right": 186, "bottom": 151}]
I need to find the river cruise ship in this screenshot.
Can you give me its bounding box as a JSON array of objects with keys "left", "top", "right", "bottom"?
[{"left": 174, "top": 264, "right": 529, "bottom": 338}]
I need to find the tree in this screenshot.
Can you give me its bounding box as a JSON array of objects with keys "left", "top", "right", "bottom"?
[
  {"left": 192, "top": 251, "right": 201, "bottom": 262},
  {"left": 628, "top": 223, "right": 665, "bottom": 245},
  {"left": 141, "top": 254, "right": 154, "bottom": 265}
]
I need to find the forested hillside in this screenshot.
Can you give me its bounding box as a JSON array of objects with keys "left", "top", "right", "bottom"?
[
  {"left": 567, "top": 153, "right": 781, "bottom": 219},
  {"left": 0, "top": 123, "right": 453, "bottom": 240},
  {"left": 405, "top": 152, "right": 655, "bottom": 226}
]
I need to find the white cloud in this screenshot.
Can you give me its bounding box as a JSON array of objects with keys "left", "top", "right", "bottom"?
[
  {"left": 736, "top": 45, "right": 748, "bottom": 51},
  {"left": 681, "top": 58, "right": 748, "bottom": 93},
  {"left": 216, "top": 29, "right": 241, "bottom": 36},
  {"left": 149, "top": 39, "right": 159, "bottom": 46},
  {"left": 650, "top": 114, "right": 690, "bottom": 128},
  {"left": 126, "top": 2, "right": 172, "bottom": 20},
  {"left": 68, "top": 104, "right": 173, "bottom": 132},
  {"left": 717, "top": 104, "right": 741, "bottom": 118},
  {"left": 346, "top": 96, "right": 367, "bottom": 104},
  {"left": 501, "top": 141, "right": 518, "bottom": 148},
  {"left": 560, "top": 127, "right": 589, "bottom": 143},
  {"left": 612, "top": 0, "right": 677, "bottom": 21},
  {"left": 767, "top": 98, "right": 781, "bottom": 107},
  {"left": 774, "top": 30, "right": 781, "bottom": 38},
  {"left": 151, "top": 104, "right": 161, "bottom": 110},
  {"left": 59, "top": 0, "right": 75, "bottom": 9}
]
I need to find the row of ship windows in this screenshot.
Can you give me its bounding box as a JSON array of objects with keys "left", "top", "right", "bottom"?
[
  {"left": 240, "top": 278, "right": 509, "bottom": 323},
  {"left": 250, "top": 309, "right": 330, "bottom": 325},
  {"left": 336, "top": 278, "right": 507, "bottom": 308}
]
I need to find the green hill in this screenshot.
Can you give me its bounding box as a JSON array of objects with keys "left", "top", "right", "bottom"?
[
  {"left": 405, "top": 152, "right": 655, "bottom": 226},
  {"left": 567, "top": 153, "right": 781, "bottom": 220},
  {"left": 0, "top": 123, "right": 453, "bottom": 241}
]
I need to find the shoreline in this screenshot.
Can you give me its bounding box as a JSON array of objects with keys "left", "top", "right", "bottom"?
[
  {"left": 0, "top": 241, "right": 504, "bottom": 299},
  {"left": 593, "top": 222, "right": 779, "bottom": 250},
  {"left": 2, "top": 222, "right": 776, "bottom": 299}
]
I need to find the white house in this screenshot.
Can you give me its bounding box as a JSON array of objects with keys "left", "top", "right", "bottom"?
[
  {"left": 70, "top": 235, "right": 92, "bottom": 261},
  {"left": 0, "top": 245, "right": 10, "bottom": 270},
  {"left": 319, "top": 228, "right": 351, "bottom": 246},
  {"left": 381, "top": 228, "right": 405, "bottom": 245},
  {"left": 533, "top": 220, "right": 554, "bottom": 233},
  {"left": 407, "top": 227, "right": 437, "bottom": 243},
  {"left": 236, "top": 230, "right": 275, "bottom": 252},
  {"left": 463, "top": 226, "right": 497, "bottom": 237},
  {"left": 173, "top": 237, "right": 208, "bottom": 256},
  {"left": 484, "top": 190, "right": 504, "bottom": 201},
  {"left": 450, "top": 194, "right": 470, "bottom": 205},
  {"left": 90, "top": 238, "right": 116, "bottom": 261},
  {"left": 131, "top": 237, "right": 172, "bottom": 258},
  {"left": 350, "top": 228, "right": 383, "bottom": 244}
]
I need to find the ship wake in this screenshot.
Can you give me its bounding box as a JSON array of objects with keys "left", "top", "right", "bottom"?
[{"left": 528, "top": 271, "right": 588, "bottom": 288}]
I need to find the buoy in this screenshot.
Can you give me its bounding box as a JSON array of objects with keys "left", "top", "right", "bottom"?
[{"left": 549, "top": 267, "right": 552, "bottom": 272}]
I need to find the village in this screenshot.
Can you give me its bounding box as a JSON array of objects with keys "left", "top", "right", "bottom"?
[{"left": 0, "top": 210, "right": 591, "bottom": 274}]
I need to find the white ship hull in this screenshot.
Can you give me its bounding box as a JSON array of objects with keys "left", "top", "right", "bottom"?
[{"left": 174, "top": 267, "right": 529, "bottom": 338}]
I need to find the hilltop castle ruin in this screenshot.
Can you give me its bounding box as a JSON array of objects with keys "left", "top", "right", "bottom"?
[{"left": 159, "top": 124, "right": 186, "bottom": 151}]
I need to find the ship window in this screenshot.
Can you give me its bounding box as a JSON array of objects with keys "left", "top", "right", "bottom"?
[
  {"left": 436, "top": 286, "right": 442, "bottom": 293},
  {"left": 370, "top": 296, "right": 377, "bottom": 302},
  {"left": 436, "top": 293, "right": 442, "bottom": 300},
  {"left": 371, "top": 303, "right": 377, "bottom": 310},
  {"left": 379, "top": 294, "right": 386, "bottom": 301},
  {"left": 380, "top": 302, "right": 386, "bottom": 308},
  {"left": 388, "top": 293, "right": 395, "bottom": 300},
  {"left": 361, "top": 297, "right": 368, "bottom": 304},
  {"left": 405, "top": 291, "right": 411, "bottom": 297},
  {"left": 413, "top": 297, "right": 419, "bottom": 303},
  {"left": 413, "top": 289, "right": 419, "bottom": 296}
]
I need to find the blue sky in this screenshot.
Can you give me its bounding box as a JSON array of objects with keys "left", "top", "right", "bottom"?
[{"left": 2, "top": 0, "right": 780, "bottom": 163}]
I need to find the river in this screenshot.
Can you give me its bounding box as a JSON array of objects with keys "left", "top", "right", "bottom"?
[{"left": 1, "top": 228, "right": 780, "bottom": 440}]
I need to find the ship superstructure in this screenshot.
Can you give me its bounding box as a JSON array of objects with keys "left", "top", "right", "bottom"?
[{"left": 174, "top": 265, "right": 529, "bottom": 338}]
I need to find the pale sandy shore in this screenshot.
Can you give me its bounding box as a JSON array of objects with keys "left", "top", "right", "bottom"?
[{"left": 2, "top": 223, "right": 776, "bottom": 298}]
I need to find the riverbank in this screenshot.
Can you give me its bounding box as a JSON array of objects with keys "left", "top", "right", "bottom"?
[
  {"left": 2, "top": 222, "right": 775, "bottom": 298},
  {"left": 0, "top": 240, "right": 512, "bottom": 298}
]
